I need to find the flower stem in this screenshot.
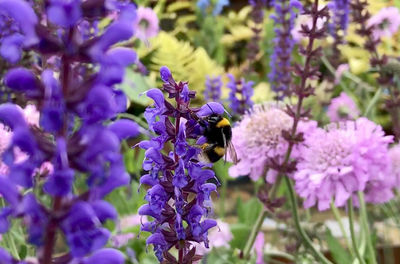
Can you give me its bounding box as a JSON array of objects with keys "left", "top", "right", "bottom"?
[
  {"left": 358, "top": 192, "right": 377, "bottom": 264},
  {"left": 330, "top": 201, "right": 355, "bottom": 258},
  {"left": 42, "top": 197, "right": 62, "bottom": 264},
  {"left": 284, "top": 176, "right": 333, "bottom": 264},
  {"left": 243, "top": 208, "right": 267, "bottom": 259},
  {"left": 348, "top": 198, "right": 366, "bottom": 264}
]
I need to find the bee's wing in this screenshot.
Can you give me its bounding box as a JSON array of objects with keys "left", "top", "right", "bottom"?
[
  {"left": 227, "top": 141, "right": 238, "bottom": 164},
  {"left": 222, "top": 131, "right": 238, "bottom": 164}
]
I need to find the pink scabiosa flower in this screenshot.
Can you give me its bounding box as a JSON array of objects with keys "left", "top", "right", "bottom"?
[
  {"left": 327, "top": 92, "right": 359, "bottom": 122},
  {"left": 389, "top": 144, "right": 400, "bottom": 189},
  {"left": 294, "top": 118, "right": 393, "bottom": 211},
  {"left": 367, "top": 7, "right": 400, "bottom": 40},
  {"left": 134, "top": 7, "right": 159, "bottom": 41},
  {"left": 229, "top": 103, "right": 316, "bottom": 183}
]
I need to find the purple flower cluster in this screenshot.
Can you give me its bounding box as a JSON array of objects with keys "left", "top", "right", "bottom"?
[
  {"left": 204, "top": 75, "right": 222, "bottom": 102},
  {"left": 138, "top": 67, "right": 224, "bottom": 263},
  {"left": 227, "top": 74, "right": 254, "bottom": 116},
  {"left": 0, "top": 0, "right": 140, "bottom": 263},
  {"left": 294, "top": 118, "right": 395, "bottom": 211},
  {"left": 268, "top": 0, "right": 302, "bottom": 99},
  {"left": 328, "top": 0, "right": 350, "bottom": 35}
]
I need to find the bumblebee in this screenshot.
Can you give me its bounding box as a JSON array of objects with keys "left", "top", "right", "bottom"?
[{"left": 199, "top": 114, "right": 238, "bottom": 164}]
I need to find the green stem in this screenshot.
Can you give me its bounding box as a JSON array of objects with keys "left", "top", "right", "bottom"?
[
  {"left": 243, "top": 208, "right": 267, "bottom": 259},
  {"left": 0, "top": 199, "right": 19, "bottom": 259},
  {"left": 358, "top": 192, "right": 377, "bottom": 264},
  {"left": 330, "top": 201, "right": 355, "bottom": 258},
  {"left": 117, "top": 113, "right": 149, "bottom": 129},
  {"left": 219, "top": 175, "right": 227, "bottom": 219},
  {"left": 283, "top": 176, "right": 333, "bottom": 264},
  {"left": 348, "top": 198, "right": 366, "bottom": 264}
]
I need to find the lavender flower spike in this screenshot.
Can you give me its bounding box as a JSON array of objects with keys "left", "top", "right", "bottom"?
[
  {"left": 268, "top": 0, "right": 302, "bottom": 99},
  {"left": 204, "top": 75, "right": 222, "bottom": 102},
  {"left": 139, "top": 67, "right": 223, "bottom": 262},
  {"left": 227, "top": 74, "right": 254, "bottom": 116}
]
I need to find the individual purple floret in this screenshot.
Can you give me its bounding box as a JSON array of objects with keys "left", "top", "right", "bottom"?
[
  {"left": 139, "top": 67, "right": 225, "bottom": 263},
  {"left": 268, "top": 0, "right": 302, "bottom": 99},
  {"left": 227, "top": 74, "right": 254, "bottom": 116},
  {"left": 0, "top": 0, "right": 140, "bottom": 263},
  {"left": 204, "top": 75, "right": 222, "bottom": 102}
]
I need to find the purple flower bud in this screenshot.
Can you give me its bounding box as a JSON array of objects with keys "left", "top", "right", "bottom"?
[
  {"left": 83, "top": 248, "right": 125, "bottom": 264},
  {"left": 108, "top": 119, "right": 140, "bottom": 140},
  {"left": 47, "top": 0, "right": 82, "bottom": 28},
  {"left": 160, "top": 66, "right": 172, "bottom": 82},
  {"left": 4, "top": 68, "right": 42, "bottom": 98}
]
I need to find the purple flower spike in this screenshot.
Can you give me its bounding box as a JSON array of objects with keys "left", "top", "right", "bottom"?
[
  {"left": 227, "top": 74, "right": 254, "bottom": 115},
  {"left": 268, "top": 0, "right": 302, "bottom": 99},
  {"left": 0, "top": 0, "right": 140, "bottom": 260},
  {"left": 139, "top": 68, "right": 221, "bottom": 262}
]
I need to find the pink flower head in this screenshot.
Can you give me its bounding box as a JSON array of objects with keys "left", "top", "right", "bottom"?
[
  {"left": 327, "top": 92, "right": 359, "bottom": 122},
  {"left": 294, "top": 118, "right": 394, "bottom": 211},
  {"left": 229, "top": 103, "right": 317, "bottom": 182},
  {"left": 254, "top": 232, "right": 265, "bottom": 264},
  {"left": 334, "top": 64, "right": 349, "bottom": 84},
  {"left": 367, "top": 7, "right": 400, "bottom": 40},
  {"left": 389, "top": 144, "right": 400, "bottom": 189},
  {"left": 134, "top": 7, "right": 159, "bottom": 41}
]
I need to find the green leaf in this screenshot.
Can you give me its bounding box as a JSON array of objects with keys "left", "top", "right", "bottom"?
[
  {"left": 237, "top": 198, "right": 262, "bottom": 225},
  {"left": 18, "top": 245, "right": 27, "bottom": 260},
  {"left": 229, "top": 223, "right": 252, "bottom": 250},
  {"left": 325, "top": 229, "right": 352, "bottom": 264},
  {"left": 119, "top": 70, "right": 154, "bottom": 107}
]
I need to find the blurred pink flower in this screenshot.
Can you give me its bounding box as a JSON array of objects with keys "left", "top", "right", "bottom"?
[
  {"left": 334, "top": 64, "right": 349, "bottom": 84},
  {"left": 292, "top": 6, "right": 327, "bottom": 42},
  {"left": 111, "top": 233, "right": 135, "bottom": 248},
  {"left": 294, "top": 118, "right": 394, "bottom": 211},
  {"left": 0, "top": 104, "right": 52, "bottom": 176},
  {"left": 134, "top": 7, "right": 159, "bottom": 41},
  {"left": 367, "top": 7, "right": 400, "bottom": 39},
  {"left": 120, "top": 214, "right": 147, "bottom": 230},
  {"left": 327, "top": 92, "right": 359, "bottom": 122},
  {"left": 254, "top": 232, "right": 265, "bottom": 264},
  {"left": 389, "top": 144, "right": 400, "bottom": 189},
  {"left": 196, "top": 220, "right": 233, "bottom": 255},
  {"left": 229, "top": 103, "right": 317, "bottom": 183}
]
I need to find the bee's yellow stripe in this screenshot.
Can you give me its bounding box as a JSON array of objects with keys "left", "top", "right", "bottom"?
[
  {"left": 201, "top": 143, "right": 209, "bottom": 150},
  {"left": 214, "top": 146, "right": 226, "bottom": 156},
  {"left": 216, "top": 118, "right": 230, "bottom": 128}
]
